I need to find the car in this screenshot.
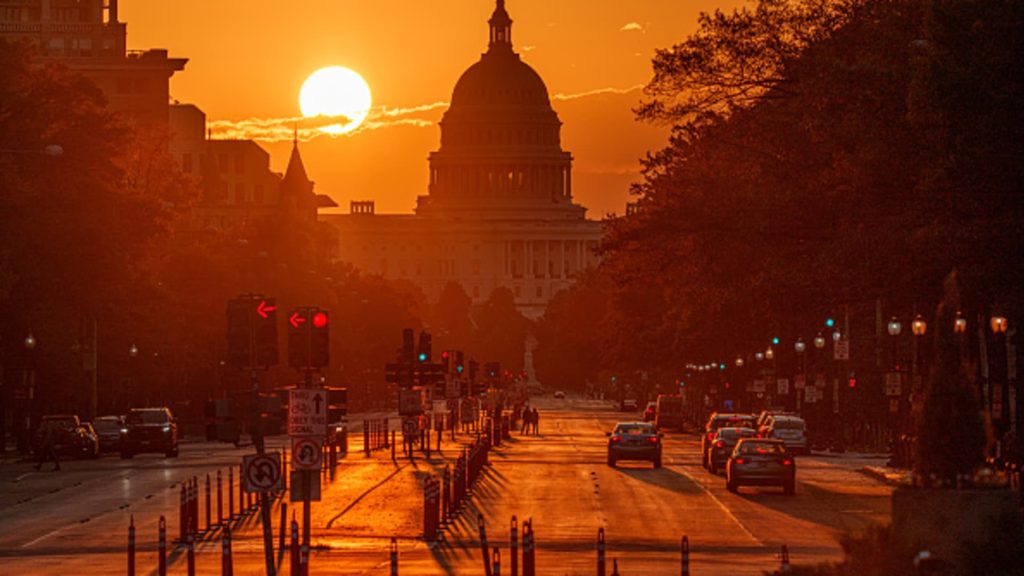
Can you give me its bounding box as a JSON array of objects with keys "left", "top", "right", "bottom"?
[
  {"left": 756, "top": 409, "right": 798, "bottom": 429},
  {"left": 121, "top": 407, "right": 179, "bottom": 458},
  {"left": 759, "top": 415, "right": 809, "bottom": 454},
  {"left": 707, "top": 427, "right": 759, "bottom": 474},
  {"left": 620, "top": 398, "right": 639, "bottom": 411},
  {"left": 93, "top": 415, "right": 126, "bottom": 452},
  {"left": 32, "top": 414, "right": 99, "bottom": 459},
  {"left": 553, "top": 390, "right": 566, "bottom": 399},
  {"left": 643, "top": 402, "right": 656, "bottom": 422},
  {"left": 701, "top": 413, "right": 758, "bottom": 468},
  {"left": 654, "top": 394, "right": 685, "bottom": 430},
  {"left": 607, "top": 422, "right": 662, "bottom": 468},
  {"left": 725, "top": 438, "right": 796, "bottom": 494}
]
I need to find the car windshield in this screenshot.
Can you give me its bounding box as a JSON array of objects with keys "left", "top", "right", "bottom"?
[
  {"left": 717, "top": 428, "right": 757, "bottom": 440},
  {"left": 43, "top": 417, "right": 78, "bottom": 429},
  {"left": 127, "top": 410, "right": 169, "bottom": 425},
  {"left": 94, "top": 419, "right": 122, "bottom": 432},
  {"left": 738, "top": 442, "right": 786, "bottom": 455},
  {"left": 614, "top": 424, "right": 655, "bottom": 436},
  {"left": 711, "top": 416, "right": 754, "bottom": 430},
  {"left": 773, "top": 419, "right": 805, "bottom": 430}
]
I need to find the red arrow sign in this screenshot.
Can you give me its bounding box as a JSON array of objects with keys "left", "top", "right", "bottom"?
[
  {"left": 290, "top": 312, "right": 307, "bottom": 328},
  {"left": 256, "top": 300, "right": 277, "bottom": 319}
]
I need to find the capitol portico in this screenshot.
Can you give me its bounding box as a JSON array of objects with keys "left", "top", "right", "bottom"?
[{"left": 322, "top": 0, "right": 604, "bottom": 319}]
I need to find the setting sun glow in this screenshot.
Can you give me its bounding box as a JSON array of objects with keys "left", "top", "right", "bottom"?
[{"left": 299, "top": 66, "right": 372, "bottom": 134}]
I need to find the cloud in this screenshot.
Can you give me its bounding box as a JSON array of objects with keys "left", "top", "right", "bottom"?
[
  {"left": 620, "top": 22, "right": 644, "bottom": 32},
  {"left": 207, "top": 87, "right": 644, "bottom": 142},
  {"left": 520, "top": 45, "right": 536, "bottom": 52}
]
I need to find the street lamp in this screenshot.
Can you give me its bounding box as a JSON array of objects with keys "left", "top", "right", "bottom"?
[
  {"left": 814, "top": 333, "right": 826, "bottom": 350},
  {"left": 887, "top": 317, "right": 903, "bottom": 337},
  {"left": 735, "top": 356, "right": 744, "bottom": 367},
  {"left": 832, "top": 329, "right": 842, "bottom": 342},
  {"left": 911, "top": 315, "right": 927, "bottom": 336},
  {"left": 954, "top": 311, "right": 967, "bottom": 334},
  {"left": 755, "top": 352, "right": 764, "bottom": 361},
  {"left": 24, "top": 333, "right": 36, "bottom": 350},
  {"left": 794, "top": 339, "right": 806, "bottom": 354},
  {"left": 990, "top": 315, "right": 1008, "bottom": 334},
  {"left": 765, "top": 347, "right": 775, "bottom": 360}
]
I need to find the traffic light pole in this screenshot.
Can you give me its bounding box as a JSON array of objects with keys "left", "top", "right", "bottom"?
[{"left": 302, "top": 369, "right": 314, "bottom": 576}]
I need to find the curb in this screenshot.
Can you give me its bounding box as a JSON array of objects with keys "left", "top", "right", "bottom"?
[{"left": 860, "top": 465, "right": 910, "bottom": 486}]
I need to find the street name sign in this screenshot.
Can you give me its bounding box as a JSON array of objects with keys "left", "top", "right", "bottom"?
[{"left": 289, "top": 388, "right": 327, "bottom": 437}]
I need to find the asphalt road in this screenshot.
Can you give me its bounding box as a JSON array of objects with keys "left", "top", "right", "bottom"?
[{"left": 0, "top": 399, "right": 892, "bottom": 575}]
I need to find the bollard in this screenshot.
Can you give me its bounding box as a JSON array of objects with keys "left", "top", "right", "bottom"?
[
  {"left": 390, "top": 537, "right": 399, "bottom": 576},
  {"left": 191, "top": 476, "right": 199, "bottom": 535},
  {"left": 611, "top": 559, "right": 619, "bottom": 576},
  {"left": 228, "top": 466, "right": 235, "bottom": 520},
  {"left": 290, "top": 517, "right": 299, "bottom": 576},
  {"left": 364, "top": 420, "right": 371, "bottom": 456},
  {"left": 279, "top": 502, "right": 288, "bottom": 559},
  {"left": 493, "top": 547, "right": 501, "bottom": 576},
  {"left": 681, "top": 535, "right": 690, "bottom": 576},
  {"left": 217, "top": 469, "right": 224, "bottom": 526},
  {"left": 511, "top": 516, "right": 519, "bottom": 576},
  {"left": 437, "top": 422, "right": 442, "bottom": 452},
  {"left": 206, "top": 473, "right": 212, "bottom": 531},
  {"left": 522, "top": 519, "right": 535, "bottom": 576},
  {"left": 179, "top": 484, "right": 187, "bottom": 541},
  {"left": 222, "top": 524, "right": 234, "bottom": 576},
  {"left": 187, "top": 532, "right": 196, "bottom": 576},
  {"left": 158, "top": 515, "right": 167, "bottom": 576},
  {"left": 238, "top": 464, "right": 245, "bottom": 513},
  {"left": 479, "top": 513, "right": 492, "bottom": 576},
  {"left": 426, "top": 429, "right": 432, "bottom": 459},
  {"left": 442, "top": 465, "right": 451, "bottom": 523},
  {"left": 598, "top": 527, "right": 606, "bottom": 576},
  {"left": 127, "top": 515, "right": 135, "bottom": 576},
  {"left": 780, "top": 544, "right": 791, "bottom": 573},
  {"left": 391, "top": 430, "right": 397, "bottom": 462}
]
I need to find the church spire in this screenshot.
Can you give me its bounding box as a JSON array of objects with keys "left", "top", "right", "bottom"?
[{"left": 488, "top": 0, "right": 513, "bottom": 51}]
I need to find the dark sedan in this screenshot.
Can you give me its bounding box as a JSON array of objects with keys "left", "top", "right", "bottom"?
[
  {"left": 607, "top": 422, "right": 662, "bottom": 468},
  {"left": 708, "top": 427, "right": 758, "bottom": 474},
  {"left": 93, "top": 415, "right": 126, "bottom": 452},
  {"left": 33, "top": 415, "right": 99, "bottom": 459},
  {"left": 726, "top": 438, "right": 796, "bottom": 494}
]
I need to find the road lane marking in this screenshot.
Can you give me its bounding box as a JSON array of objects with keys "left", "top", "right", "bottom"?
[{"left": 668, "top": 456, "right": 763, "bottom": 546}]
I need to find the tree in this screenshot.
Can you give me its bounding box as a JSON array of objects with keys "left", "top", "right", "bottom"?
[
  {"left": 473, "top": 287, "right": 530, "bottom": 372},
  {"left": 430, "top": 282, "right": 476, "bottom": 351}
]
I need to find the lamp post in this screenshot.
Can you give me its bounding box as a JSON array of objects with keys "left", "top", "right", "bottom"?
[
  {"left": 128, "top": 343, "right": 139, "bottom": 410},
  {"left": 18, "top": 333, "right": 37, "bottom": 453},
  {"left": 990, "top": 315, "right": 1009, "bottom": 437}
]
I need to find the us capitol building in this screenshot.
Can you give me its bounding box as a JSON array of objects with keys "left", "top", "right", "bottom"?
[{"left": 322, "top": 0, "right": 604, "bottom": 320}]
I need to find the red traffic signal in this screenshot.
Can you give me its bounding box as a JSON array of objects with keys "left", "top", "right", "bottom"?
[{"left": 312, "top": 311, "right": 329, "bottom": 328}]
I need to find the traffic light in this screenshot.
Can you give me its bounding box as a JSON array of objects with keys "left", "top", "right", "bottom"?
[
  {"left": 455, "top": 351, "right": 465, "bottom": 375},
  {"left": 226, "top": 298, "right": 251, "bottom": 368},
  {"left": 254, "top": 298, "right": 278, "bottom": 367},
  {"left": 441, "top": 350, "right": 452, "bottom": 373},
  {"left": 417, "top": 331, "right": 431, "bottom": 363},
  {"left": 401, "top": 329, "right": 415, "bottom": 363},
  {"left": 310, "top": 310, "right": 330, "bottom": 368}
]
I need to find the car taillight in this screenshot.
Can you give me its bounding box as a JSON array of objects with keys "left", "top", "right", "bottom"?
[
  {"left": 707, "top": 432, "right": 716, "bottom": 441},
  {"left": 715, "top": 440, "right": 724, "bottom": 448},
  {"left": 734, "top": 458, "right": 746, "bottom": 465},
  {"left": 782, "top": 458, "right": 793, "bottom": 466},
  {"left": 611, "top": 436, "right": 623, "bottom": 443},
  {"left": 647, "top": 436, "right": 659, "bottom": 444}
]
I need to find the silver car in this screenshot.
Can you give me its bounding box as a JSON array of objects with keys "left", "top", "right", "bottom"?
[{"left": 760, "top": 415, "right": 808, "bottom": 454}]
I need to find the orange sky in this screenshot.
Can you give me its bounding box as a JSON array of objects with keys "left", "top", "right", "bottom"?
[{"left": 121, "top": 0, "right": 745, "bottom": 217}]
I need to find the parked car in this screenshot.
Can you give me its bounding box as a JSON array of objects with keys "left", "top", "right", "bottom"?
[
  {"left": 726, "top": 438, "right": 796, "bottom": 494},
  {"left": 654, "top": 394, "right": 685, "bottom": 430},
  {"left": 701, "top": 413, "right": 758, "bottom": 468},
  {"left": 759, "top": 415, "right": 809, "bottom": 454},
  {"left": 121, "top": 407, "right": 179, "bottom": 458},
  {"left": 93, "top": 415, "right": 126, "bottom": 452},
  {"left": 756, "top": 409, "right": 798, "bottom": 428},
  {"left": 553, "top": 390, "right": 566, "bottom": 399},
  {"left": 607, "top": 422, "right": 662, "bottom": 468},
  {"left": 643, "top": 402, "right": 657, "bottom": 422},
  {"left": 707, "top": 427, "right": 759, "bottom": 474},
  {"left": 33, "top": 414, "right": 99, "bottom": 459}
]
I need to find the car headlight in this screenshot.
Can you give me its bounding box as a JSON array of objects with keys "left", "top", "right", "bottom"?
[
  {"left": 120, "top": 428, "right": 128, "bottom": 434},
  {"left": 162, "top": 425, "right": 171, "bottom": 433}
]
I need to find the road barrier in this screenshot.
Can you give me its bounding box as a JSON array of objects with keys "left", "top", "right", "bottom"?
[
  {"left": 390, "top": 537, "right": 399, "bottom": 575},
  {"left": 442, "top": 465, "right": 451, "bottom": 524},
  {"left": 597, "top": 527, "right": 606, "bottom": 576},
  {"left": 681, "top": 535, "right": 690, "bottom": 575},
  {"left": 522, "top": 519, "right": 535, "bottom": 576},
  {"left": 186, "top": 532, "right": 195, "bottom": 576},
  {"left": 127, "top": 515, "right": 136, "bottom": 576},
  {"left": 228, "top": 466, "right": 235, "bottom": 521},
  {"left": 158, "top": 516, "right": 167, "bottom": 576},
  {"left": 493, "top": 547, "right": 501, "bottom": 576},
  {"left": 205, "top": 473, "right": 212, "bottom": 531},
  {"left": 217, "top": 469, "right": 224, "bottom": 526},
  {"left": 511, "top": 516, "right": 519, "bottom": 576},
  {"left": 178, "top": 484, "right": 187, "bottom": 541},
  {"left": 290, "top": 516, "right": 299, "bottom": 576},
  {"left": 222, "top": 524, "right": 234, "bottom": 576},
  {"left": 279, "top": 502, "right": 288, "bottom": 559},
  {"left": 610, "top": 559, "right": 619, "bottom": 576}
]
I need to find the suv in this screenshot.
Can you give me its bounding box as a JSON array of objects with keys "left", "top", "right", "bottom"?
[
  {"left": 121, "top": 408, "right": 179, "bottom": 458},
  {"left": 654, "top": 395, "right": 685, "bottom": 430},
  {"left": 760, "top": 415, "right": 809, "bottom": 454},
  {"left": 701, "top": 412, "right": 757, "bottom": 468}
]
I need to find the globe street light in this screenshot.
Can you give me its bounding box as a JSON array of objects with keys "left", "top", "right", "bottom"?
[
  {"left": 814, "top": 333, "right": 826, "bottom": 350},
  {"left": 990, "top": 315, "right": 1008, "bottom": 334},
  {"left": 735, "top": 356, "right": 744, "bottom": 367},
  {"left": 954, "top": 311, "right": 967, "bottom": 334},
  {"left": 911, "top": 315, "right": 927, "bottom": 336},
  {"left": 765, "top": 347, "right": 775, "bottom": 360},
  {"left": 887, "top": 317, "right": 903, "bottom": 337},
  {"left": 794, "top": 339, "right": 806, "bottom": 354},
  {"left": 24, "top": 333, "right": 36, "bottom": 349},
  {"left": 832, "top": 329, "right": 842, "bottom": 342},
  {"left": 755, "top": 352, "right": 764, "bottom": 361}
]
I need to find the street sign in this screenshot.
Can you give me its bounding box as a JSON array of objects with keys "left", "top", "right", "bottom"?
[
  {"left": 402, "top": 416, "right": 418, "bottom": 437},
  {"left": 291, "top": 437, "right": 323, "bottom": 471},
  {"left": 777, "top": 378, "right": 790, "bottom": 395},
  {"left": 794, "top": 375, "right": 806, "bottom": 390},
  {"left": 750, "top": 379, "right": 766, "bottom": 393},
  {"left": 885, "top": 372, "right": 902, "bottom": 396},
  {"left": 804, "top": 385, "right": 820, "bottom": 403},
  {"left": 289, "top": 388, "right": 328, "bottom": 437},
  {"left": 243, "top": 453, "right": 284, "bottom": 493},
  {"left": 399, "top": 388, "right": 424, "bottom": 415},
  {"left": 834, "top": 339, "right": 850, "bottom": 361},
  {"left": 290, "top": 470, "right": 321, "bottom": 502}
]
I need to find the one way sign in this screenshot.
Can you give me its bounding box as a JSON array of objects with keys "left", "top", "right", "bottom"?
[{"left": 289, "top": 388, "right": 328, "bottom": 437}]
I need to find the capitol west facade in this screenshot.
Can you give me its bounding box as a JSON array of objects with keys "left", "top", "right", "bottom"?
[{"left": 322, "top": 1, "right": 604, "bottom": 319}]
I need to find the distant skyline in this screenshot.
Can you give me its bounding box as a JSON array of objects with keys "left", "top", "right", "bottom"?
[{"left": 121, "top": 0, "right": 745, "bottom": 217}]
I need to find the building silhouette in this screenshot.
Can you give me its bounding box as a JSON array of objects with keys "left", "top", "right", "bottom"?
[{"left": 324, "top": 0, "right": 603, "bottom": 319}]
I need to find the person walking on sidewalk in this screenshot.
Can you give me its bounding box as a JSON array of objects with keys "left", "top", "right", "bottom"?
[
  {"left": 35, "top": 424, "right": 61, "bottom": 471},
  {"left": 531, "top": 407, "right": 540, "bottom": 435},
  {"left": 521, "top": 405, "right": 532, "bottom": 435}
]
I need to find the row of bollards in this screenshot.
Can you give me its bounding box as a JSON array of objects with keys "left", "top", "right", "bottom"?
[
  {"left": 128, "top": 514, "right": 235, "bottom": 576},
  {"left": 422, "top": 435, "right": 491, "bottom": 541},
  {"left": 364, "top": 418, "right": 391, "bottom": 456},
  {"left": 593, "top": 530, "right": 790, "bottom": 575}
]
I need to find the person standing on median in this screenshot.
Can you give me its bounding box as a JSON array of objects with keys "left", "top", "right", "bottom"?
[
  {"left": 531, "top": 407, "right": 540, "bottom": 435},
  {"left": 521, "top": 405, "right": 531, "bottom": 435}
]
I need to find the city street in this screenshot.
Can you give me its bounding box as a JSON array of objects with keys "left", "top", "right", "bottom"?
[{"left": 0, "top": 398, "right": 893, "bottom": 574}]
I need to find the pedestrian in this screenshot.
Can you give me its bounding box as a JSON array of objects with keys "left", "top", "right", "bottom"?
[
  {"left": 531, "top": 407, "right": 540, "bottom": 435},
  {"left": 521, "top": 405, "right": 531, "bottom": 435},
  {"left": 35, "top": 423, "right": 61, "bottom": 471}
]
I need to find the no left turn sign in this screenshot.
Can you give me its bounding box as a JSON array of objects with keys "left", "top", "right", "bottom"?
[
  {"left": 243, "top": 453, "right": 283, "bottom": 493},
  {"left": 292, "top": 437, "right": 323, "bottom": 471}
]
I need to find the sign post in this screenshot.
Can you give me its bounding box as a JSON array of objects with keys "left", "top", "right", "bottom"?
[{"left": 289, "top": 386, "right": 327, "bottom": 576}]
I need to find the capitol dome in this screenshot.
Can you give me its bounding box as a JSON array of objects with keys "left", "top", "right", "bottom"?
[{"left": 450, "top": 51, "right": 551, "bottom": 110}]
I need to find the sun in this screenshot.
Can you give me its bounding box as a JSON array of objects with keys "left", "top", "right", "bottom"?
[{"left": 299, "top": 66, "right": 372, "bottom": 135}]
